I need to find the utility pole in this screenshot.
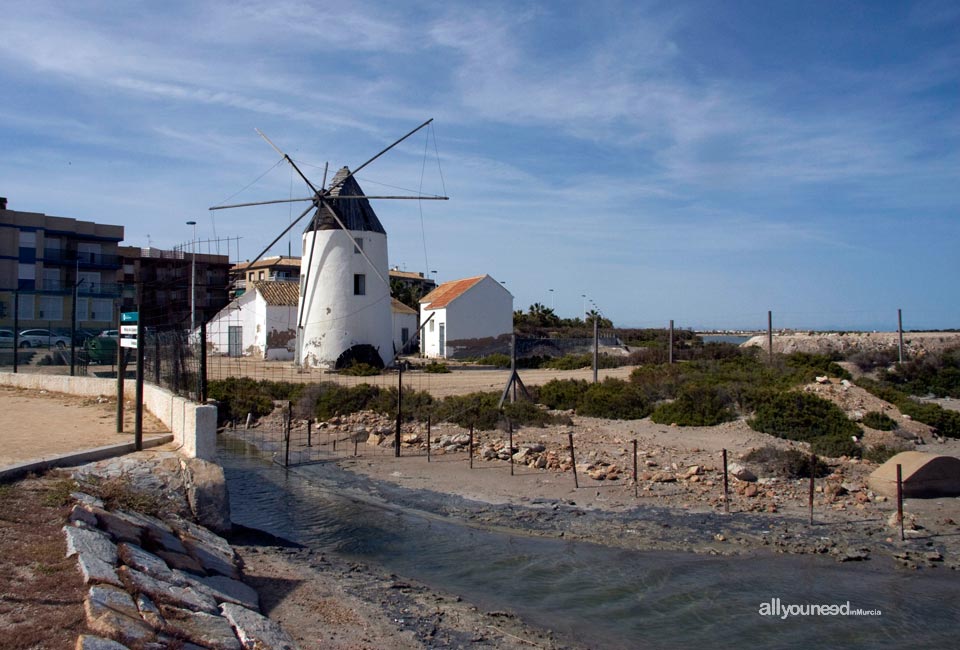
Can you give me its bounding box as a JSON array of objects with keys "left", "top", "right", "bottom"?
[
  {"left": 186, "top": 221, "right": 197, "bottom": 334},
  {"left": 897, "top": 308, "right": 904, "bottom": 364},
  {"left": 767, "top": 310, "right": 773, "bottom": 362},
  {"left": 70, "top": 258, "right": 82, "bottom": 377}
]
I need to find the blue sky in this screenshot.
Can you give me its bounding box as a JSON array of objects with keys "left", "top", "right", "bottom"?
[{"left": 2, "top": 1, "right": 957, "bottom": 330}]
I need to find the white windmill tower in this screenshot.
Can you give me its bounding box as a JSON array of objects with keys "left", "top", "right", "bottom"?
[{"left": 210, "top": 120, "right": 447, "bottom": 369}]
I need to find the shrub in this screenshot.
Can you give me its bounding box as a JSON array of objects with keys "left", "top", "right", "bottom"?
[
  {"left": 423, "top": 362, "right": 451, "bottom": 373},
  {"left": 861, "top": 411, "right": 898, "bottom": 431},
  {"left": 858, "top": 377, "right": 960, "bottom": 438},
  {"left": 742, "top": 446, "right": 830, "bottom": 478},
  {"left": 432, "top": 392, "right": 503, "bottom": 429},
  {"left": 577, "top": 379, "right": 652, "bottom": 420},
  {"left": 650, "top": 385, "right": 736, "bottom": 426},
  {"left": 536, "top": 379, "right": 589, "bottom": 411},
  {"left": 314, "top": 383, "right": 382, "bottom": 420},
  {"left": 477, "top": 353, "right": 511, "bottom": 368},
  {"left": 208, "top": 377, "right": 278, "bottom": 423},
  {"left": 340, "top": 362, "right": 381, "bottom": 376},
  {"left": 847, "top": 347, "right": 899, "bottom": 372},
  {"left": 863, "top": 443, "right": 910, "bottom": 464},
  {"left": 748, "top": 391, "right": 861, "bottom": 444},
  {"left": 811, "top": 434, "right": 862, "bottom": 459}
]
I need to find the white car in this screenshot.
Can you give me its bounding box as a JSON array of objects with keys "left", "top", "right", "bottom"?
[
  {"left": 17, "top": 329, "right": 71, "bottom": 349},
  {"left": 0, "top": 329, "right": 13, "bottom": 348}
]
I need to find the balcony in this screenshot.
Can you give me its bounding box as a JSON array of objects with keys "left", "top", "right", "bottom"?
[
  {"left": 38, "top": 280, "right": 123, "bottom": 296},
  {"left": 42, "top": 248, "right": 121, "bottom": 268}
]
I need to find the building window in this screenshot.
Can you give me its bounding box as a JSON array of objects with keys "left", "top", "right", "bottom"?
[
  {"left": 17, "top": 295, "right": 34, "bottom": 320},
  {"left": 429, "top": 320, "right": 434, "bottom": 333},
  {"left": 90, "top": 299, "right": 112, "bottom": 321},
  {"left": 38, "top": 296, "right": 63, "bottom": 321},
  {"left": 401, "top": 327, "right": 409, "bottom": 344},
  {"left": 18, "top": 263, "right": 35, "bottom": 291},
  {"left": 258, "top": 271, "right": 264, "bottom": 280},
  {"left": 353, "top": 274, "right": 365, "bottom": 296},
  {"left": 354, "top": 237, "right": 363, "bottom": 253}
]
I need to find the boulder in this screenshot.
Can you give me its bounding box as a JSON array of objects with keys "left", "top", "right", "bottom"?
[
  {"left": 727, "top": 463, "right": 757, "bottom": 482},
  {"left": 220, "top": 603, "right": 297, "bottom": 650},
  {"left": 159, "top": 605, "right": 241, "bottom": 650},
  {"left": 85, "top": 584, "right": 157, "bottom": 646},
  {"left": 180, "top": 458, "right": 232, "bottom": 535}
]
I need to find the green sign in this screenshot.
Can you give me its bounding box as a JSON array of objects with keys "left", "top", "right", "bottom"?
[{"left": 121, "top": 311, "right": 139, "bottom": 323}]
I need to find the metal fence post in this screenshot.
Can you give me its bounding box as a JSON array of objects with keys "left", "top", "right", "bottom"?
[
  {"left": 722, "top": 448, "right": 729, "bottom": 514},
  {"left": 569, "top": 432, "right": 579, "bottom": 488}
]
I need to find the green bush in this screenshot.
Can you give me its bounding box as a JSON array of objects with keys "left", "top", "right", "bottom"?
[
  {"left": 208, "top": 377, "right": 281, "bottom": 423},
  {"left": 477, "top": 353, "right": 511, "bottom": 368},
  {"left": 742, "top": 446, "right": 830, "bottom": 478},
  {"left": 340, "top": 362, "right": 381, "bottom": 376},
  {"left": 650, "top": 385, "right": 736, "bottom": 426},
  {"left": 861, "top": 411, "right": 898, "bottom": 431},
  {"left": 811, "top": 434, "right": 862, "bottom": 459},
  {"left": 536, "top": 379, "right": 589, "bottom": 411},
  {"left": 863, "top": 443, "right": 909, "bottom": 464},
  {"left": 748, "top": 391, "right": 861, "bottom": 451},
  {"left": 878, "top": 347, "right": 960, "bottom": 398},
  {"left": 857, "top": 377, "right": 960, "bottom": 438},
  {"left": 314, "top": 383, "right": 381, "bottom": 419},
  {"left": 577, "top": 379, "right": 652, "bottom": 420},
  {"left": 423, "top": 362, "right": 451, "bottom": 373}
]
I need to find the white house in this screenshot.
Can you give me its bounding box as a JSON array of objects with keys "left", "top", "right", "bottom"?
[
  {"left": 419, "top": 275, "right": 513, "bottom": 359},
  {"left": 207, "top": 281, "right": 298, "bottom": 360},
  {"left": 391, "top": 299, "right": 419, "bottom": 356}
]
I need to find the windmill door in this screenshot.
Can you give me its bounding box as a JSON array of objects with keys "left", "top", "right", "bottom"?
[
  {"left": 438, "top": 324, "right": 445, "bottom": 358},
  {"left": 228, "top": 326, "right": 242, "bottom": 357}
]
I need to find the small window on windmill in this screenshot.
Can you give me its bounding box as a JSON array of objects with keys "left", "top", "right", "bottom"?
[
  {"left": 429, "top": 320, "right": 434, "bottom": 333},
  {"left": 354, "top": 237, "right": 363, "bottom": 254},
  {"left": 353, "top": 274, "right": 365, "bottom": 296}
]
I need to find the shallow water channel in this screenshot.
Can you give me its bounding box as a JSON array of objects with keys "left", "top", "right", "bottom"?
[{"left": 219, "top": 440, "right": 958, "bottom": 649}]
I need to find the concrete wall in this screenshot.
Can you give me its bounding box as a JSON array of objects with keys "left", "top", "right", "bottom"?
[{"left": 0, "top": 372, "right": 217, "bottom": 461}]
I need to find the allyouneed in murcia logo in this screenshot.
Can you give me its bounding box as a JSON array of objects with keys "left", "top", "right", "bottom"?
[{"left": 759, "top": 598, "right": 882, "bottom": 620}]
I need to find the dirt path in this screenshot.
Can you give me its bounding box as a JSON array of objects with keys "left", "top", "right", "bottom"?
[{"left": 0, "top": 386, "right": 167, "bottom": 467}]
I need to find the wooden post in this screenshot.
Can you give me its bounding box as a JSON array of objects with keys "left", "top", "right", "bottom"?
[
  {"left": 469, "top": 424, "right": 474, "bottom": 469},
  {"left": 569, "top": 432, "right": 579, "bottom": 488},
  {"left": 633, "top": 439, "right": 638, "bottom": 498},
  {"left": 668, "top": 320, "right": 674, "bottom": 365},
  {"left": 12, "top": 290, "right": 19, "bottom": 373},
  {"left": 426, "top": 414, "right": 431, "bottom": 463},
  {"left": 508, "top": 418, "right": 514, "bottom": 476},
  {"left": 510, "top": 334, "right": 517, "bottom": 403},
  {"left": 284, "top": 401, "right": 291, "bottom": 467},
  {"left": 134, "top": 288, "right": 144, "bottom": 451},
  {"left": 116, "top": 307, "right": 124, "bottom": 433},
  {"left": 395, "top": 364, "right": 402, "bottom": 457},
  {"left": 353, "top": 435, "right": 358, "bottom": 457},
  {"left": 306, "top": 420, "right": 312, "bottom": 447},
  {"left": 808, "top": 453, "right": 816, "bottom": 525},
  {"left": 897, "top": 309, "right": 904, "bottom": 364},
  {"left": 722, "top": 448, "right": 729, "bottom": 514},
  {"left": 897, "top": 463, "right": 904, "bottom": 542},
  {"left": 198, "top": 321, "right": 207, "bottom": 402},
  {"left": 767, "top": 311, "right": 773, "bottom": 362}
]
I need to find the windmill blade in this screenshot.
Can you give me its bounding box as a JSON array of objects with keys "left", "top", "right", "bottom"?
[
  {"left": 327, "top": 118, "right": 433, "bottom": 195},
  {"left": 210, "top": 194, "right": 448, "bottom": 211},
  {"left": 241, "top": 201, "right": 317, "bottom": 273}
]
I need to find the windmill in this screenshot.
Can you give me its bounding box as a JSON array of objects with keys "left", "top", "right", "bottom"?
[{"left": 210, "top": 119, "right": 447, "bottom": 369}]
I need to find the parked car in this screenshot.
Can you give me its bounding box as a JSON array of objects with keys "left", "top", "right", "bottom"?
[
  {"left": 18, "top": 329, "right": 71, "bottom": 349},
  {"left": 99, "top": 329, "right": 119, "bottom": 339},
  {"left": 0, "top": 329, "right": 14, "bottom": 348}
]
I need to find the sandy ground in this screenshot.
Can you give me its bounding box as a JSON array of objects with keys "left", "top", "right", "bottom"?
[{"left": 0, "top": 385, "right": 168, "bottom": 466}]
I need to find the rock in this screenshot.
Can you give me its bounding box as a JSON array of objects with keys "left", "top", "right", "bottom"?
[
  {"left": 69, "top": 504, "right": 101, "bottom": 528},
  {"left": 651, "top": 471, "right": 676, "bottom": 483},
  {"left": 89, "top": 507, "right": 144, "bottom": 545},
  {"left": 512, "top": 449, "right": 530, "bottom": 463},
  {"left": 64, "top": 525, "right": 122, "bottom": 587},
  {"left": 118, "top": 566, "right": 219, "bottom": 614},
  {"left": 136, "top": 593, "right": 166, "bottom": 630},
  {"left": 71, "top": 492, "right": 106, "bottom": 509},
  {"left": 220, "top": 603, "right": 297, "bottom": 650},
  {"left": 156, "top": 549, "right": 206, "bottom": 575},
  {"left": 743, "top": 484, "right": 759, "bottom": 498},
  {"left": 401, "top": 432, "right": 421, "bottom": 444},
  {"left": 840, "top": 548, "right": 870, "bottom": 562},
  {"left": 684, "top": 465, "right": 702, "bottom": 477},
  {"left": 925, "top": 551, "right": 943, "bottom": 562},
  {"left": 815, "top": 376, "right": 831, "bottom": 384},
  {"left": 727, "top": 463, "right": 757, "bottom": 482},
  {"left": 118, "top": 543, "right": 187, "bottom": 586},
  {"left": 158, "top": 605, "right": 241, "bottom": 650},
  {"left": 367, "top": 433, "right": 384, "bottom": 446},
  {"left": 535, "top": 455, "right": 548, "bottom": 469},
  {"left": 85, "top": 584, "right": 157, "bottom": 646},
  {"left": 524, "top": 443, "right": 546, "bottom": 453},
  {"left": 450, "top": 433, "right": 471, "bottom": 446},
  {"left": 75, "top": 635, "right": 131, "bottom": 650},
  {"left": 180, "top": 459, "right": 232, "bottom": 535},
  {"left": 175, "top": 571, "right": 260, "bottom": 611},
  {"left": 181, "top": 538, "right": 241, "bottom": 580},
  {"left": 481, "top": 445, "right": 497, "bottom": 460},
  {"left": 644, "top": 460, "right": 658, "bottom": 468}
]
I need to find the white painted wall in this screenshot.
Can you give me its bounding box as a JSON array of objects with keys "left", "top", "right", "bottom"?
[
  {"left": 299, "top": 229, "right": 394, "bottom": 368},
  {"left": 392, "top": 308, "right": 418, "bottom": 356},
  {"left": 206, "top": 292, "right": 257, "bottom": 357},
  {"left": 420, "top": 276, "right": 513, "bottom": 358}
]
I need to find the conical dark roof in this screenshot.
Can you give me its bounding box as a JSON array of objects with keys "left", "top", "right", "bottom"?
[{"left": 303, "top": 167, "right": 386, "bottom": 235}]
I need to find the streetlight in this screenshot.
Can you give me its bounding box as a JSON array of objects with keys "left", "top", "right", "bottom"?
[
  {"left": 186, "top": 221, "right": 197, "bottom": 334},
  {"left": 548, "top": 288, "right": 554, "bottom": 310},
  {"left": 581, "top": 294, "right": 587, "bottom": 320}
]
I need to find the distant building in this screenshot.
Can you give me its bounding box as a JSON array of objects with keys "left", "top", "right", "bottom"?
[
  {"left": 117, "top": 246, "right": 231, "bottom": 330},
  {"left": 0, "top": 198, "right": 123, "bottom": 331},
  {"left": 230, "top": 256, "right": 302, "bottom": 298},
  {"left": 389, "top": 268, "right": 436, "bottom": 295},
  {"left": 391, "top": 298, "right": 418, "bottom": 356},
  {"left": 419, "top": 275, "right": 513, "bottom": 359}
]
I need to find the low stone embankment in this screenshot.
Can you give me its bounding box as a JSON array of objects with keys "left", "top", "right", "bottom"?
[
  {"left": 743, "top": 331, "right": 960, "bottom": 357},
  {"left": 66, "top": 454, "right": 297, "bottom": 650}
]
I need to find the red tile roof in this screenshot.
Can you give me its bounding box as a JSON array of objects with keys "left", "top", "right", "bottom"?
[
  {"left": 251, "top": 281, "right": 300, "bottom": 306},
  {"left": 419, "top": 275, "right": 487, "bottom": 309},
  {"left": 391, "top": 298, "right": 418, "bottom": 315}
]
